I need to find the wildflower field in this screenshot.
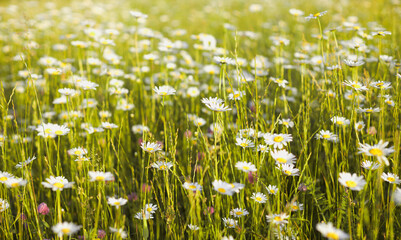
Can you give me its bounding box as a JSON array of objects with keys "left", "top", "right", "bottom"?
[{"left": 1, "top": 0, "right": 401, "bottom": 239}]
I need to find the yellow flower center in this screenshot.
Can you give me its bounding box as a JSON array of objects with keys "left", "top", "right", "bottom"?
[
  {"left": 44, "top": 128, "right": 52, "bottom": 134},
  {"left": 55, "top": 130, "right": 64, "bottom": 135},
  {"left": 322, "top": 134, "right": 330, "bottom": 139},
  {"left": 218, "top": 188, "right": 226, "bottom": 193},
  {"left": 255, "top": 197, "right": 262, "bottom": 201},
  {"left": 0, "top": 177, "right": 7, "bottom": 181},
  {"left": 114, "top": 202, "right": 120, "bottom": 206},
  {"left": 240, "top": 143, "right": 248, "bottom": 147},
  {"left": 366, "top": 109, "right": 373, "bottom": 113},
  {"left": 345, "top": 180, "right": 357, "bottom": 188},
  {"left": 369, "top": 148, "right": 383, "bottom": 156},
  {"left": 159, "top": 165, "right": 167, "bottom": 170},
  {"left": 326, "top": 232, "right": 339, "bottom": 240},
  {"left": 276, "top": 158, "right": 287, "bottom": 163},
  {"left": 234, "top": 94, "right": 240, "bottom": 98},
  {"left": 270, "top": 189, "right": 275, "bottom": 193},
  {"left": 146, "top": 147, "right": 154, "bottom": 151},
  {"left": 284, "top": 170, "right": 292, "bottom": 175},
  {"left": 235, "top": 211, "right": 243, "bottom": 215},
  {"left": 387, "top": 177, "right": 395, "bottom": 182},
  {"left": 61, "top": 228, "right": 70, "bottom": 234},
  {"left": 283, "top": 122, "right": 288, "bottom": 125},
  {"left": 74, "top": 150, "right": 82, "bottom": 155},
  {"left": 11, "top": 183, "right": 19, "bottom": 187},
  {"left": 336, "top": 121, "right": 344, "bottom": 125},
  {"left": 188, "top": 185, "right": 196, "bottom": 189},
  {"left": 95, "top": 176, "right": 105, "bottom": 181},
  {"left": 351, "top": 84, "right": 361, "bottom": 89},
  {"left": 147, "top": 207, "right": 153, "bottom": 212},
  {"left": 274, "top": 216, "right": 283, "bottom": 221},
  {"left": 242, "top": 166, "right": 250, "bottom": 170},
  {"left": 53, "top": 182, "right": 64, "bottom": 188},
  {"left": 273, "top": 136, "right": 284, "bottom": 143}
]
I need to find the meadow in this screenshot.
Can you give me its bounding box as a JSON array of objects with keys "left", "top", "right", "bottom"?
[{"left": 0, "top": 0, "right": 400, "bottom": 239}]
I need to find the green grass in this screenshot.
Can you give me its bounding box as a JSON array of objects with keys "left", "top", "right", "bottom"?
[{"left": 0, "top": 0, "right": 400, "bottom": 239}]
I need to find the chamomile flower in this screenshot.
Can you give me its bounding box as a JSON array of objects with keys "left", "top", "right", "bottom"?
[
  {"left": 141, "top": 142, "right": 163, "bottom": 153},
  {"left": 358, "top": 140, "right": 394, "bottom": 166},
  {"left": 289, "top": 8, "right": 304, "bottom": 16},
  {"left": 107, "top": 197, "right": 128, "bottom": 209},
  {"left": 154, "top": 85, "right": 176, "bottom": 96},
  {"left": 183, "top": 182, "right": 203, "bottom": 191},
  {"left": 193, "top": 117, "right": 207, "bottom": 127},
  {"left": 4, "top": 177, "right": 27, "bottom": 188},
  {"left": 278, "top": 164, "right": 300, "bottom": 176},
  {"left": 257, "top": 144, "right": 269, "bottom": 153},
  {"left": 230, "top": 208, "right": 249, "bottom": 218},
  {"left": 270, "top": 77, "right": 288, "bottom": 88},
  {"left": 188, "top": 224, "right": 199, "bottom": 231},
  {"left": 288, "top": 202, "right": 304, "bottom": 212},
  {"left": 0, "top": 198, "right": 10, "bottom": 212},
  {"left": 144, "top": 203, "right": 158, "bottom": 214},
  {"left": 109, "top": 227, "right": 128, "bottom": 239},
  {"left": 343, "top": 80, "right": 368, "bottom": 91},
  {"left": 361, "top": 160, "right": 380, "bottom": 170},
  {"left": 264, "top": 133, "right": 292, "bottom": 149},
  {"left": 0, "top": 171, "right": 14, "bottom": 183},
  {"left": 264, "top": 185, "right": 279, "bottom": 196},
  {"left": 385, "top": 97, "right": 395, "bottom": 107},
  {"left": 338, "top": 172, "right": 366, "bottom": 191},
  {"left": 381, "top": 173, "right": 401, "bottom": 184},
  {"left": 270, "top": 149, "right": 297, "bottom": 165},
  {"left": 315, "top": 130, "right": 338, "bottom": 142},
  {"left": 52, "top": 222, "right": 81, "bottom": 237},
  {"left": 230, "top": 182, "right": 245, "bottom": 193},
  {"left": 213, "top": 180, "right": 235, "bottom": 196},
  {"left": 358, "top": 107, "right": 380, "bottom": 114},
  {"left": 131, "top": 125, "right": 150, "bottom": 134},
  {"left": 343, "top": 59, "right": 365, "bottom": 67},
  {"left": 331, "top": 116, "right": 350, "bottom": 126},
  {"left": 134, "top": 211, "right": 153, "bottom": 220},
  {"left": 235, "top": 161, "right": 257, "bottom": 173},
  {"left": 88, "top": 171, "right": 114, "bottom": 182},
  {"left": 278, "top": 118, "right": 294, "bottom": 128},
  {"left": 58, "top": 88, "right": 80, "bottom": 97},
  {"left": 228, "top": 91, "right": 245, "bottom": 100},
  {"left": 67, "top": 147, "right": 88, "bottom": 156},
  {"left": 251, "top": 192, "right": 267, "bottom": 203},
  {"left": 42, "top": 176, "right": 74, "bottom": 191},
  {"left": 370, "top": 81, "right": 392, "bottom": 89},
  {"left": 235, "top": 138, "right": 255, "bottom": 148},
  {"left": 355, "top": 121, "right": 365, "bottom": 132},
  {"left": 151, "top": 161, "right": 173, "bottom": 170},
  {"left": 15, "top": 156, "right": 36, "bottom": 169},
  {"left": 222, "top": 218, "right": 238, "bottom": 228},
  {"left": 101, "top": 122, "right": 118, "bottom": 129},
  {"left": 316, "top": 222, "right": 349, "bottom": 240},
  {"left": 266, "top": 213, "right": 289, "bottom": 225}
]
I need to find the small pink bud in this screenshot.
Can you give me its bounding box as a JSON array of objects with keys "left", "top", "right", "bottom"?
[{"left": 38, "top": 202, "right": 49, "bottom": 215}]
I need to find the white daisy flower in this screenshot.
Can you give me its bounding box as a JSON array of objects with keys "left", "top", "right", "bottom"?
[
  {"left": 235, "top": 161, "right": 257, "bottom": 173},
  {"left": 338, "top": 172, "right": 366, "bottom": 191},
  {"left": 358, "top": 140, "right": 394, "bottom": 166},
  {"left": 42, "top": 176, "right": 74, "bottom": 191}
]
